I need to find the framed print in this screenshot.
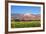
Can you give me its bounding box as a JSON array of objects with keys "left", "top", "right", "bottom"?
[{"left": 5, "top": 1, "right": 45, "bottom": 34}]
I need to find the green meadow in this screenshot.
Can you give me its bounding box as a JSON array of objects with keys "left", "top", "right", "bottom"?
[{"left": 11, "top": 21, "right": 41, "bottom": 28}]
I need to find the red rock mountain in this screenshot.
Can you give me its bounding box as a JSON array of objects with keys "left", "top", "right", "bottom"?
[{"left": 11, "top": 14, "right": 40, "bottom": 20}]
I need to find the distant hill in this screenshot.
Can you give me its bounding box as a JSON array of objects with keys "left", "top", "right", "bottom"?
[{"left": 11, "top": 14, "right": 41, "bottom": 20}]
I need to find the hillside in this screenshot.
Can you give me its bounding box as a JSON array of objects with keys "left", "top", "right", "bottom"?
[{"left": 11, "top": 14, "right": 41, "bottom": 20}]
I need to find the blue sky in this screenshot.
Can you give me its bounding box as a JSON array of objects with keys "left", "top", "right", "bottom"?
[{"left": 11, "top": 5, "right": 41, "bottom": 14}]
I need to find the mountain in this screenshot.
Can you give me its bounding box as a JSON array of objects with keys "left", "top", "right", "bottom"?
[{"left": 11, "top": 14, "right": 41, "bottom": 20}]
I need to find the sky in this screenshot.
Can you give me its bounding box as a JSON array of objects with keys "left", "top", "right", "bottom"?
[{"left": 11, "top": 5, "right": 41, "bottom": 14}]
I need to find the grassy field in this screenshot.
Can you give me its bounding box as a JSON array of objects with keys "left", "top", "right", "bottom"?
[{"left": 11, "top": 21, "right": 41, "bottom": 28}]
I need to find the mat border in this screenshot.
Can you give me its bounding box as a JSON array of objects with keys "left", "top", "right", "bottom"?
[{"left": 5, "top": 1, "right": 45, "bottom": 34}]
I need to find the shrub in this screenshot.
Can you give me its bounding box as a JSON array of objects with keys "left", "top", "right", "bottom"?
[{"left": 11, "top": 21, "right": 41, "bottom": 28}]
